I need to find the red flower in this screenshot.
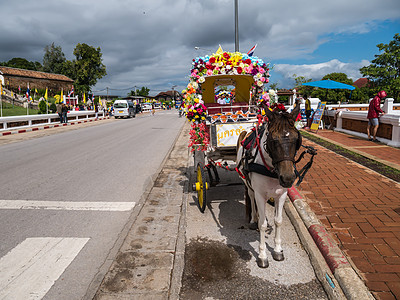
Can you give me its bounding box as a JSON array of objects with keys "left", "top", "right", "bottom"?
[
  {"left": 209, "top": 57, "right": 216, "bottom": 64},
  {"left": 244, "top": 59, "right": 252, "bottom": 65},
  {"left": 237, "top": 67, "right": 243, "bottom": 74},
  {"left": 223, "top": 52, "right": 230, "bottom": 59}
]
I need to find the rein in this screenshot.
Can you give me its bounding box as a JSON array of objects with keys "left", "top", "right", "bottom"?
[{"left": 294, "top": 144, "right": 317, "bottom": 186}]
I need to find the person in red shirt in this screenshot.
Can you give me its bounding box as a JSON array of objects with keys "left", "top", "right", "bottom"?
[{"left": 367, "top": 90, "right": 387, "bottom": 142}]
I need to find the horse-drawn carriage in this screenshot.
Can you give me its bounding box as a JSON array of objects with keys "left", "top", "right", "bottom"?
[{"left": 184, "top": 48, "right": 316, "bottom": 267}]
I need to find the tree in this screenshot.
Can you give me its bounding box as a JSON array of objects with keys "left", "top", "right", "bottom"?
[
  {"left": 128, "top": 86, "right": 150, "bottom": 97},
  {"left": 292, "top": 74, "right": 313, "bottom": 96},
  {"left": 71, "top": 43, "right": 107, "bottom": 94},
  {"left": 360, "top": 33, "right": 400, "bottom": 102},
  {"left": 43, "top": 43, "right": 66, "bottom": 74},
  {"left": 1, "top": 57, "right": 42, "bottom": 71}
]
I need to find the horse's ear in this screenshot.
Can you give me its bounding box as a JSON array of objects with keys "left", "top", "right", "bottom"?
[
  {"left": 261, "top": 103, "right": 274, "bottom": 120},
  {"left": 289, "top": 100, "right": 301, "bottom": 121}
]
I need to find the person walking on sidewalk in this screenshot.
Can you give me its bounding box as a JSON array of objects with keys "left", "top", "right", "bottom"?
[{"left": 367, "top": 90, "right": 386, "bottom": 142}]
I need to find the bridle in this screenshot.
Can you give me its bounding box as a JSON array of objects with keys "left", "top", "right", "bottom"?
[{"left": 262, "top": 127, "right": 302, "bottom": 166}]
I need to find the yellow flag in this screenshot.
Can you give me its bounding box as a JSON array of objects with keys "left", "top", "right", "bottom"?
[
  {"left": 83, "top": 93, "right": 86, "bottom": 103},
  {"left": 44, "top": 88, "right": 48, "bottom": 100},
  {"left": 0, "top": 84, "right": 2, "bottom": 95},
  {"left": 216, "top": 44, "right": 223, "bottom": 54},
  {"left": 61, "top": 89, "right": 63, "bottom": 104}
]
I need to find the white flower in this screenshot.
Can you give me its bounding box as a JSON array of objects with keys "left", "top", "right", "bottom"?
[
  {"left": 257, "top": 80, "right": 264, "bottom": 87},
  {"left": 192, "top": 81, "right": 199, "bottom": 89},
  {"left": 217, "top": 61, "right": 223, "bottom": 67},
  {"left": 198, "top": 76, "right": 205, "bottom": 83}
]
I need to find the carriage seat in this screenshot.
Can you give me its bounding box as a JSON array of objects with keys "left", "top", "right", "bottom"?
[{"left": 205, "top": 102, "right": 249, "bottom": 115}]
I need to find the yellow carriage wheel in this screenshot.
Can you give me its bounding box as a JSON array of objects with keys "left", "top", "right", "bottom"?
[{"left": 195, "top": 163, "right": 208, "bottom": 213}]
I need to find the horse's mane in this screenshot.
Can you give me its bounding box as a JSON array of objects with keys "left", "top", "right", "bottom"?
[{"left": 268, "top": 111, "right": 295, "bottom": 134}]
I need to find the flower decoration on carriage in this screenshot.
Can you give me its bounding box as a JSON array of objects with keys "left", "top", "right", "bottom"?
[
  {"left": 186, "top": 102, "right": 207, "bottom": 123},
  {"left": 188, "top": 122, "right": 210, "bottom": 152},
  {"left": 190, "top": 50, "right": 270, "bottom": 91}
]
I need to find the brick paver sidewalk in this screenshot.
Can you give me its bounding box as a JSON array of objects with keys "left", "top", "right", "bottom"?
[{"left": 298, "top": 130, "right": 400, "bottom": 300}]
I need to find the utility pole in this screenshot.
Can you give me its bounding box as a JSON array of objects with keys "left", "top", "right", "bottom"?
[
  {"left": 106, "top": 87, "right": 109, "bottom": 101},
  {"left": 234, "top": 0, "right": 239, "bottom": 52}
]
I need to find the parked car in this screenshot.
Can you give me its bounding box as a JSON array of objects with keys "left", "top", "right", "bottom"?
[{"left": 113, "top": 100, "right": 136, "bottom": 118}]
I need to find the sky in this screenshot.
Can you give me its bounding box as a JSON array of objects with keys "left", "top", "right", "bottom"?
[{"left": 0, "top": 0, "right": 399, "bottom": 97}]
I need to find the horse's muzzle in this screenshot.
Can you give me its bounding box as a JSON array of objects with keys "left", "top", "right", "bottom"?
[{"left": 277, "top": 161, "right": 296, "bottom": 188}]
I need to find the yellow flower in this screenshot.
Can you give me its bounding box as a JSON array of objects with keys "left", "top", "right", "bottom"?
[
  {"left": 201, "top": 116, "right": 205, "bottom": 120},
  {"left": 194, "top": 98, "right": 199, "bottom": 103}
]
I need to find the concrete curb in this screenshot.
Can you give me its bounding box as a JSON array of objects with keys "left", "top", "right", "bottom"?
[
  {"left": 0, "top": 116, "right": 111, "bottom": 136},
  {"left": 287, "top": 187, "right": 374, "bottom": 300}
]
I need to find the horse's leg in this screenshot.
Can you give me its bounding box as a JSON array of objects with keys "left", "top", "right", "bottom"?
[
  {"left": 255, "top": 191, "right": 269, "bottom": 268},
  {"left": 244, "top": 186, "right": 251, "bottom": 223},
  {"left": 272, "top": 190, "right": 287, "bottom": 261},
  {"left": 247, "top": 187, "right": 258, "bottom": 230}
]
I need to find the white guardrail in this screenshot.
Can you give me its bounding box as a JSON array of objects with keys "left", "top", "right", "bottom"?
[{"left": 0, "top": 110, "right": 104, "bottom": 131}]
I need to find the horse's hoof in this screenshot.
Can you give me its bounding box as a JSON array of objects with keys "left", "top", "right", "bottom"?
[
  {"left": 272, "top": 251, "right": 284, "bottom": 261},
  {"left": 249, "top": 222, "right": 258, "bottom": 230},
  {"left": 257, "top": 257, "right": 269, "bottom": 268}
]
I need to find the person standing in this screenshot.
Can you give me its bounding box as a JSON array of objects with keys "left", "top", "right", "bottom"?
[
  {"left": 151, "top": 102, "right": 155, "bottom": 116},
  {"left": 367, "top": 90, "right": 386, "bottom": 142},
  {"left": 62, "top": 103, "right": 68, "bottom": 123},
  {"left": 56, "top": 103, "right": 63, "bottom": 123},
  {"left": 95, "top": 104, "right": 98, "bottom": 120},
  {"left": 304, "top": 94, "right": 312, "bottom": 128}
]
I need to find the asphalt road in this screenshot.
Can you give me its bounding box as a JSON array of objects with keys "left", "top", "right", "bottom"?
[{"left": 0, "top": 110, "right": 185, "bottom": 300}]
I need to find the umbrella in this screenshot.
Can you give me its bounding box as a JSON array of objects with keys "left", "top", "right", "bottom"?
[{"left": 302, "top": 79, "right": 355, "bottom": 90}]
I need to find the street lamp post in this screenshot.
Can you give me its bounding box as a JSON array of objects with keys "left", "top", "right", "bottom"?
[
  {"left": 234, "top": 0, "right": 239, "bottom": 52},
  {"left": 172, "top": 85, "right": 177, "bottom": 107}
]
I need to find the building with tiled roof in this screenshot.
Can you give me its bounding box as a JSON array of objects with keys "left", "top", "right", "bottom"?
[
  {"left": 353, "top": 78, "right": 369, "bottom": 89},
  {"left": 0, "top": 66, "right": 73, "bottom": 94}
]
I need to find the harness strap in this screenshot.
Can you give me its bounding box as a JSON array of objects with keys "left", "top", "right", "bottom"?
[
  {"left": 248, "top": 163, "right": 278, "bottom": 178},
  {"left": 255, "top": 124, "right": 273, "bottom": 171}
]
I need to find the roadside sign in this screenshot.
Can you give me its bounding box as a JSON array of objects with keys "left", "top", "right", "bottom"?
[{"left": 310, "top": 102, "right": 326, "bottom": 132}]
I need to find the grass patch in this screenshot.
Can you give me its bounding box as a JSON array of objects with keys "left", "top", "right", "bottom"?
[
  {"left": 0, "top": 102, "right": 39, "bottom": 116},
  {"left": 301, "top": 130, "right": 400, "bottom": 183}
]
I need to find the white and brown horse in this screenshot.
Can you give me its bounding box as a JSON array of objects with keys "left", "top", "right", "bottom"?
[{"left": 236, "top": 103, "right": 301, "bottom": 268}]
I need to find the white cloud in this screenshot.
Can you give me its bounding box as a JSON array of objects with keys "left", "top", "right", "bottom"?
[{"left": 273, "top": 59, "right": 371, "bottom": 88}]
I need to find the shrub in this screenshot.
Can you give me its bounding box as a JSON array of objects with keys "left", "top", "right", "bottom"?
[
  {"left": 38, "top": 100, "right": 48, "bottom": 114},
  {"left": 50, "top": 103, "right": 57, "bottom": 113}
]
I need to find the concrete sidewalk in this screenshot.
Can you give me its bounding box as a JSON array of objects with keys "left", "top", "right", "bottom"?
[{"left": 296, "top": 129, "right": 400, "bottom": 300}]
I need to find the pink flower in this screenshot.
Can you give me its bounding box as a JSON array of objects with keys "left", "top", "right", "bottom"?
[{"left": 207, "top": 69, "right": 213, "bottom": 76}]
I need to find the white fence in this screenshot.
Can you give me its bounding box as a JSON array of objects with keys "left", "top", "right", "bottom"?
[
  {"left": 0, "top": 110, "right": 104, "bottom": 131},
  {"left": 324, "top": 98, "right": 400, "bottom": 147}
]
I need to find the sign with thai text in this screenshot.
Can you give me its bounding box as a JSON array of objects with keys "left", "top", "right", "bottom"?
[{"left": 216, "top": 122, "right": 256, "bottom": 147}]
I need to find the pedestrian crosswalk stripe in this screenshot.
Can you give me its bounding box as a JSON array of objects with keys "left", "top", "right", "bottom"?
[
  {"left": 0, "top": 237, "right": 89, "bottom": 300},
  {"left": 0, "top": 200, "right": 136, "bottom": 211}
]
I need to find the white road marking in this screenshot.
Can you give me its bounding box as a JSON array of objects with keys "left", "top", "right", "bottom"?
[
  {"left": 0, "top": 237, "right": 89, "bottom": 300},
  {"left": 0, "top": 200, "right": 136, "bottom": 211}
]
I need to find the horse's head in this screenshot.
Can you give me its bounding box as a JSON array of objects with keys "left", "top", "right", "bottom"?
[{"left": 262, "top": 103, "right": 302, "bottom": 188}]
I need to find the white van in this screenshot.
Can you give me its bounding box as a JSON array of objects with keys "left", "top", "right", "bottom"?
[{"left": 113, "top": 100, "right": 136, "bottom": 118}]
